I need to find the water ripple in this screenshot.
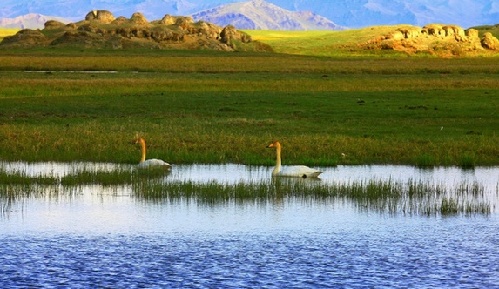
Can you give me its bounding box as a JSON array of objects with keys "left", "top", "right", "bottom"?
[{"left": 1, "top": 227, "right": 498, "bottom": 288}]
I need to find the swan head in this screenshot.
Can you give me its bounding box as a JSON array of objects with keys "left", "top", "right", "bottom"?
[
  {"left": 133, "top": 135, "right": 145, "bottom": 145},
  {"left": 266, "top": 140, "right": 281, "bottom": 149}
]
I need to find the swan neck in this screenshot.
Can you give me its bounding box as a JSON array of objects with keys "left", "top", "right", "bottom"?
[
  {"left": 273, "top": 144, "right": 281, "bottom": 175},
  {"left": 140, "top": 139, "right": 146, "bottom": 162}
]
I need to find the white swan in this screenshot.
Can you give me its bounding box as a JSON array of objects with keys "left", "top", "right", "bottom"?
[
  {"left": 266, "top": 140, "right": 322, "bottom": 178},
  {"left": 134, "top": 136, "right": 171, "bottom": 168}
]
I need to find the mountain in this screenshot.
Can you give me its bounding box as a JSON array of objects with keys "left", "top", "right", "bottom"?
[
  {"left": 269, "top": 0, "right": 499, "bottom": 28},
  {"left": 0, "top": 0, "right": 206, "bottom": 20},
  {"left": 192, "top": 0, "right": 343, "bottom": 30},
  {"left": 0, "top": 13, "right": 70, "bottom": 29},
  {"left": 0, "top": 0, "right": 497, "bottom": 29}
]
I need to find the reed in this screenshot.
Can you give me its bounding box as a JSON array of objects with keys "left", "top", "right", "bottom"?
[
  {"left": 131, "top": 178, "right": 492, "bottom": 216},
  {"left": 0, "top": 165, "right": 493, "bottom": 215}
]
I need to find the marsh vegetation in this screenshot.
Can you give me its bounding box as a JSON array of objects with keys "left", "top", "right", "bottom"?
[{"left": 1, "top": 163, "right": 496, "bottom": 216}]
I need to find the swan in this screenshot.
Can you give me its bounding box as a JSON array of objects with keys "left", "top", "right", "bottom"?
[
  {"left": 134, "top": 136, "right": 171, "bottom": 168},
  {"left": 266, "top": 140, "right": 322, "bottom": 178}
]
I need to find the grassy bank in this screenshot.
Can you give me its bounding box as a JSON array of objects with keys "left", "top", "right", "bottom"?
[{"left": 0, "top": 50, "right": 497, "bottom": 166}]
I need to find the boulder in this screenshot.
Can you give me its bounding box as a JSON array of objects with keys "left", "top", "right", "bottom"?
[
  {"left": 466, "top": 29, "right": 479, "bottom": 39},
  {"left": 85, "top": 10, "right": 115, "bottom": 24},
  {"left": 130, "top": 12, "right": 148, "bottom": 25},
  {"left": 220, "top": 25, "right": 252, "bottom": 46},
  {"left": 44, "top": 20, "right": 66, "bottom": 30},
  {"left": 175, "top": 17, "right": 194, "bottom": 30},
  {"left": 423, "top": 24, "right": 445, "bottom": 38},
  {"left": 112, "top": 16, "right": 128, "bottom": 25},
  {"left": 481, "top": 32, "right": 499, "bottom": 50},
  {"left": 158, "top": 14, "right": 176, "bottom": 25}
]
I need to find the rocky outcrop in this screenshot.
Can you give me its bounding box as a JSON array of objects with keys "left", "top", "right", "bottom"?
[
  {"left": 481, "top": 32, "right": 499, "bottom": 50},
  {"left": 0, "top": 29, "right": 48, "bottom": 46},
  {"left": 130, "top": 12, "right": 148, "bottom": 25},
  {"left": 0, "top": 10, "right": 270, "bottom": 52},
  {"left": 44, "top": 20, "right": 66, "bottom": 30},
  {"left": 364, "top": 24, "right": 499, "bottom": 55},
  {"left": 85, "top": 10, "right": 115, "bottom": 24},
  {"left": 219, "top": 25, "right": 252, "bottom": 46}
]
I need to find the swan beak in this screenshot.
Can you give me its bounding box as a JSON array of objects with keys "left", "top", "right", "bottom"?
[{"left": 266, "top": 143, "right": 274, "bottom": 148}]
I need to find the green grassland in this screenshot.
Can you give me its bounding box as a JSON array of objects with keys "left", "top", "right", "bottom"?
[
  {"left": 0, "top": 49, "right": 497, "bottom": 167},
  {"left": 0, "top": 24, "right": 498, "bottom": 167},
  {"left": 246, "top": 27, "right": 406, "bottom": 57}
]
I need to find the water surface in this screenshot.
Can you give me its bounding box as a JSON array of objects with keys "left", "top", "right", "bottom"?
[{"left": 1, "top": 162, "right": 498, "bottom": 288}]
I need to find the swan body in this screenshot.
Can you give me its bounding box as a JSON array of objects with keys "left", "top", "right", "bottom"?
[
  {"left": 135, "top": 137, "right": 171, "bottom": 169},
  {"left": 266, "top": 140, "right": 322, "bottom": 178},
  {"left": 137, "top": 158, "right": 170, "bottom": 168}
]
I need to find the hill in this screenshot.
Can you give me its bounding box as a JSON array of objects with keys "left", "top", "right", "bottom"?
[
  {"left": 0, "top": 10, "right": 271, "bottom": 51},
  {"left": 247, "top": 24, "right": 499, "bottom": 57},
  {"left": 192, "top": 0, "right": 343, "bottom": 30},
  {"left": 470, "top": 24, "right": 499, "bottom": 39}
]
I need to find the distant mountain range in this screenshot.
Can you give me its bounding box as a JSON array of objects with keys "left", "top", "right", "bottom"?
[
  {"left": 0, "top": 13, "right": 69, "bottom": 29},
  {"left": 192, "top": 0, "right": 343, "bottom": 30},
  {"left": 0, "top": 0, "right": 497, "bottom": 30}
]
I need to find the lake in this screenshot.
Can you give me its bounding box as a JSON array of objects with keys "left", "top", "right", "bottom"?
[{"left": 1, "top": 162, "right": 498, "bottom": 288}]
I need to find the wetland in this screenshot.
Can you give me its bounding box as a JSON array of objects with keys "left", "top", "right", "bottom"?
[
  {"left": 0, "top": 48, "right": 498, "bottom": 287},
  {"left": 1, "top": 162, "right": 498, "bottom": 288}
]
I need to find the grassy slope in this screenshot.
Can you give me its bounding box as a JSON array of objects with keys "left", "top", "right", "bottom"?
[
  {"left": 0, "top": 28, "right": 18, "bottom": 42},
  {"left": 470, "top": 24, "right": 499, "bottom": 38},
  {"left": 245, "top": 27, "right": 409, "bottom": 57}
]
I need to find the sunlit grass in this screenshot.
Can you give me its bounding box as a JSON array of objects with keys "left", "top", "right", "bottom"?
[
  {"left": 0, "top": 50, "right": 497, "bottom": 166},
  {"left": 0, "top": 28, "right": 18, "bottom": 41}
]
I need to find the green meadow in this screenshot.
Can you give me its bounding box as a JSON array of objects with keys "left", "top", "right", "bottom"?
[{"left": 0, "top": 28, "right": 498, "bottom": 167}]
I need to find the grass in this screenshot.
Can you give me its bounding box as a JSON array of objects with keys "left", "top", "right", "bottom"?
[
  {"left": 0, "top": 32, "right": 497, "bottom": 167},
  {"left": 0, "top": 28, "right": 18, "bottom": 42},
  {"left": 245, "top": 28, "right": 406, "bottom": 57},
  {"left": 0, "top": 55, "right": 497, "bottom": 166},
  {"left": 470, "top": 24, "right": 499, "bottom": 38},
  {"left": 0, "top": 166, "right": 492, "bottom": 215}
]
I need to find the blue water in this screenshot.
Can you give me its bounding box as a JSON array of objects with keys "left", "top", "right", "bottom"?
[
  {"left": 2, "top": 199, "right": 499, "bottom": 288},
  {"left": 1, "top": 163, "right": 499, "bottom": 288}
]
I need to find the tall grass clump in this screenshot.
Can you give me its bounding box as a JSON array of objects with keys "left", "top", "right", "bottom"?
[
  {"left": 459, "top": 152, "right": 476, "bottom": 169},
  {"left": 1, "top": 169, "right": 493, "bottom": 216},
  {"left": 130, "top": 177, "right": 493, "bottom": 215}
]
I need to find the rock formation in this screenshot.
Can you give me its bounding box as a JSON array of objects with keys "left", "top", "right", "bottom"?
[
  {"left": 0, "top": 10, "right": 271, "bottom": 52},
  {"left": 85, "top": 10, "right": 115, "bottom": 24},
  {"left": 364, "top": 24, "right": 499, "bottom": 55},
  {"left": 481, "top": 32, "right": 499, "bottom": 50}
]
